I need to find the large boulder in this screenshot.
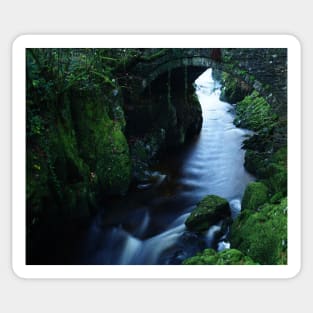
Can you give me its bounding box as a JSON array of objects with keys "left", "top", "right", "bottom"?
[
  {"left": 241, "top": 181, "right": 269, "bottom": 211},
  {"left": 185, "top": 195, "right": 231, "bottom": 232}
]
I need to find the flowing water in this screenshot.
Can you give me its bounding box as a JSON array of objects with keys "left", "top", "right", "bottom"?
[
  {"left": 30, "top": 69, "right": 254, "bottom": 265},
  {"left": 74, "top": 69, "right": 255, "bottom": 265}
]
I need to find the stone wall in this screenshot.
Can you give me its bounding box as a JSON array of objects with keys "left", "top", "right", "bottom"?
[{"left": 128, "top": 48, "right": 287, "bottom": 115}]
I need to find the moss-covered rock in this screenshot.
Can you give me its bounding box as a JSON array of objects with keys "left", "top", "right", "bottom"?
[
  {"left": 234, "top": 91, "right": 275, "bottom": 131},
  {"left": 265, "top": 147, "right": 287, "bottom": 196},
  {"left": 95, "top": 118, "right": 131, "bottom": 195},
  {"left": 244, "top": 149, "right": 268, "bottom": 177},
  {"left": 183, "top": 248, "right": 258, "bottom": 265},
  {"left": 242, "top": 182, "right": 269, "bottom": 211},
  {"left": 231, "top": 197, "right": 287, "bottom": 265},
  {"left": 185, "top": 195, "right": 230, "bottom": 232},
  {"left": 219, "top": 72, "right": 251, "bottom": 104},
  {"left": 27, "top": 95, "right": 93, "bottom": 221},
  {"left": 244, "top": 147, "right": 287, "bottom": 196},
  {"left": 71, "top": 93, "right": 131, "bottom": 196},
  {"left": 27, "top": 82, "right": 131, "bottom": 224}
]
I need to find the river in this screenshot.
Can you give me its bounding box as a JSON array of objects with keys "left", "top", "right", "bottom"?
[
  {"left": 29, "top": 69, "right": 254, "bottom": 265},
  {"left": 75, "top": 69, "right": 254, "bottom": 265}
]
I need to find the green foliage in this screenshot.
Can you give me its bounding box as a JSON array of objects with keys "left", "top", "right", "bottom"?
[
  {"left": 140, "top": 48, "right": 168, "bottom": 61},
  {"left": 185, "top": 195, "right": 230, "bottom": 232},
  {"left": 234, "top": 91, "right": 274, "bottom": 131},
  {"left": 265, "top": 147, "right": 287, "bottom": 195},
  {"left": 27, "top": 114, "right": 43, "bottom": 137},
  {"left": 244, "top": 149, "right": 268, "bottom": 177},
  {"left": 95, "top": 116, "right": 131, "bottom": 195},
  {"left": 241, "top": 182, "right": 269, "bottom": 211},
  {"left": 183, "top": 249, "right": 258, "bottom": 265},
  {"left": 219, "top": 72, "right": 251, "bottom": 104},
  {"left": 244, "top": 147, "right": 287, "bottom": 196},
  {"left": 220, "top": 54, "right": 288, "bottom": 267},
  {"left": 231, "top": 198, "right": 287, "bottom": 264},
  {"left": 26, "top": 48, "right": 137, "bottom": 223},
  {"left": 232, "top": 94, "right": 287, "bottom": 265}
]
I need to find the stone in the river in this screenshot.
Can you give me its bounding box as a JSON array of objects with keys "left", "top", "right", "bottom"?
[{"left": 185, "top": 195, "right": 231, "bottom": 232}]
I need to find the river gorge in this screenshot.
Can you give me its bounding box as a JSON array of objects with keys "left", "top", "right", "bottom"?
[{"left": 27, "top": 48, "right": 288, "bottom": 265}]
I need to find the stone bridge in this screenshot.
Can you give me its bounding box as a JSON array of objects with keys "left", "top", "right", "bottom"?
[{"left": 128, "top": 48, "right": 287, "bottom": 112}]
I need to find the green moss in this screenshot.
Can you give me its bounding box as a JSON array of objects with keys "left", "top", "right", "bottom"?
[
  {"left": 265, "top": 147, "right": 287, "bottom": 195},
  {"left": 26, "top": 148, "right": 50, "bottom": 215},
  {"left": 93, "top": 114, "right": 131, "bottom": 195},
  {"left": 183, "top": 249, "right": 258, "bottom": 265},
  {"left": 244, "top": 149, "right": 268, "bottom": 177},
  {"left": 26, "top": 48, "right": 134, "bottom": 225},
  {"left": 185, "top": 195, "right": 230, "bottom": 232},
  {"left": 140, "top": 48, "right": 168, "bottom": 61},
  {"left": 270, "top": 192, "right": 284, "bottom": 204},
  {"left": 244, "top": 147, "right": 287, "bottom": 196},
  {"left": 231, "top": 198, "right": 287, "bottom": 264},
  {"left": 219, "top": 72, "right": 251, "bottom": 104},
  {"left": 70, "top": 94, "right": 131, "bottom": 196},
  {"left": 234, "top": 91, "right": 273, "bottom": 131},
  {"left": 241, "top": 182, "right": 269, "bottom": 211}
]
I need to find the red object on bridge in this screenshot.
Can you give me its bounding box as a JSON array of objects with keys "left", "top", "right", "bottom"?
[{"left": 211, "top": 48, "right": 222, "bottom": 62}]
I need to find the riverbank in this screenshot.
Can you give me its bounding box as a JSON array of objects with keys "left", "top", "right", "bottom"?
[{"left": 183, "top": 71, "right": 287, "bottom": 265}]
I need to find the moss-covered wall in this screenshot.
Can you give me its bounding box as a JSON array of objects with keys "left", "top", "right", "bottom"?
[
  {"left": 27, "top": 89, "right": 131, "bottom": 222},
  {"left": 26, "top": 49, "right": 132, "bottom": 227}
]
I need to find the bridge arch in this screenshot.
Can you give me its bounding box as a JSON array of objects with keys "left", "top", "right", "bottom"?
[{"left": 128, "top": 48, "right": 286, "bottom": 111}]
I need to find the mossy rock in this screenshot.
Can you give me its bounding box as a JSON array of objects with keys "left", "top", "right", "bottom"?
[
  {"left": 183, "top": 248, "right": 258, "bottom": 265},
  {"left": 242, "top": 182, "right": 269, "bottom": 211},
  {"left": 71, "top": 96, "right": 131, "bottom": 196},
  {"left": 231, "top": 198, "right": 287, "bottom": 265},
  {"left": 270, "top": 192, "right": 284, "bottom": 204},
  {"left": 95, "top": 118, "right": 131, "bottom": 195},
  {"left": 219, "top": 72, "right": 251, "bottom": 104},
  {"left": 244, "top": 148, "right": 287, "bottom": 196},
  {"left": 234, "top": 91, "right": 274, "bottom": 131},
  {"left": 244, "top": 149, "right": 268, "bottom": 177},
  {"left": 265, "top": 147, "right": 287, "bottom": 195},
  {"left": 185, "top": 195, "right": 230, "bottom": 232}
]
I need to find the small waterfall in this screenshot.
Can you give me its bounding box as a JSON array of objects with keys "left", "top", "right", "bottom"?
[
  {"left": 119, "top": 235, "right": 142, "bottom": 265},
  {"left": 134, "top": 211, "right": 150, "bottom": 237},
  {"left": 168, "top": 212, "right": 190, "bottom": 229},
  {"left": 229, "top": 199, "right": 242, "bottom": 219},
  {"left": 217, "top": 241, "right": 231, "bottom": 252},
  {"left": 205, "top": 223, "right": 222, "bottom": 248},
  {"left": 136, "top": 224, "right": 186, "bottom": 264}
]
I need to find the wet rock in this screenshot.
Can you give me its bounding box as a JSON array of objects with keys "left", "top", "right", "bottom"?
[
  {"left": 185, "top": 195, "right": 231, "bottom": 232},
  {"left": 162, "top": 231, "right": 206, "bottom": 265}
]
